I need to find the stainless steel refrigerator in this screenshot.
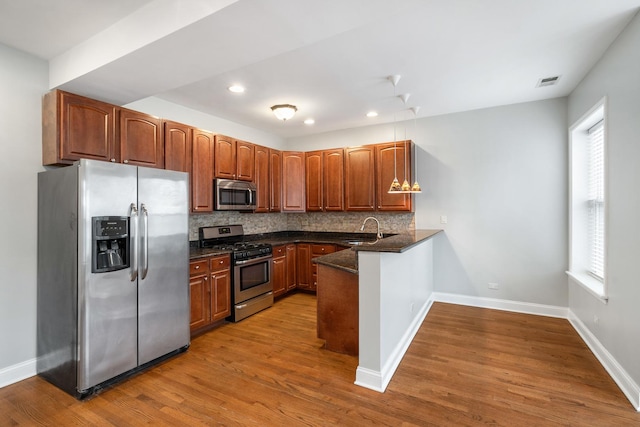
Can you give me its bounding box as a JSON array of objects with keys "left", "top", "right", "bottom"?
[{"left": 37, "top": 159, "right": 190, "bottom": 398}]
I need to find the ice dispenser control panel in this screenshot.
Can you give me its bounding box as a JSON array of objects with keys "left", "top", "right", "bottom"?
[{"left": 92, "top": 216, "right": 130, "bottom": 273}]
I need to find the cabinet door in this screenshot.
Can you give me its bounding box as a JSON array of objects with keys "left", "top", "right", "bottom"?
[
  {"left": 305, "top": 151, "right": 323, "bottom": 211},
  {"left": 119, "top": 109, "right": 164, "bottom": 168},
  {"left": 191, "top": 129, "right": 214, "bottom": 213},
  {"left": 214, "top": 135, "right": 236, "bottom": 179},
  {"left": 189, "top": 274, "right": 209, "bottom": 332},
  {"left": 254, "top": 145, "right": 270, "bottom": 213},
  {"left": 269, "top": 149, "right": 282, "bottom": 212},
  {"left": 282, "top": 151, "right": 306, "bottom": 212},
  {"left": 286, "top": 244, "right": 297, "bottom": 291},
  {"left": 311, "top": 244, "right": 336, "bottom": 291},
  {"left": 236, "top": 140, "right": 255, "bottom": 181},
  {"left": 376, "top": 141, "right": 412, "bottom": 211},
  {"left": 323, "top": 149, "right": 344, "bottom": 211},
  {"left": 211, "top": 269, "right": 231, "bottom": 321},
  {"left": 164, "top": 120, "right": 191, "bottom": 172},
  {"left": 272, "top": 256, "right": 287, "bottom": 298},
  {"left": 344, "top": 146, "right": 375, "bottom": 211},
  {"left": 43, "top": 90, "right": 117, "bottom": 165},
  {"left": 296, "top": 243, "right": 312, "bottom": 290}
]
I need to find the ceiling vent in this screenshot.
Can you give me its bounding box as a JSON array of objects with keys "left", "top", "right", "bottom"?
[{"left": 536, "top": 76, "right": 561, "bottom": 87}]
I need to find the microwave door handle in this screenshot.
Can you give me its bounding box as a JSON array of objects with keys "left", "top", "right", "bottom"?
[
  {"left": 129, "top": 203, "right": 138, "bottom": 281},
  {"left": 247, "top": 188, "right": 252, "bottom": 205},
  {"left": 140, "top": 203, "right": 149, "bottom": 280}
]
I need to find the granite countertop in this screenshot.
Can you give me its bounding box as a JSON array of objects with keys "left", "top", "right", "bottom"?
[
  {"left": 189, "top": 230, "right": 443, "bottom": 272},
  {"left": 189, "top": 230, "right": 390, "bottom": 260},
  {"left": 312, "top": 229, "right": 442, "bottom": 274}
]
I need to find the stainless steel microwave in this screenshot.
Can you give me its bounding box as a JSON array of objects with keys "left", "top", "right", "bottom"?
[{"left": 214, "top": 178, "right": 257, "bottom": 211}]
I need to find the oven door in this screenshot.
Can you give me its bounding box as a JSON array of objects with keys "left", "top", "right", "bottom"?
[{"left": 233, "top": 255, "right": 272, "bottom": 303}]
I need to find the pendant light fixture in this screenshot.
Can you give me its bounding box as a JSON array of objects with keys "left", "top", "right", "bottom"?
[
  {"left": 388, "top": 75, "right": 402, "bottom": 193},
  {"left": 410, "top": 106, "right": 422, "bottom": 193}
]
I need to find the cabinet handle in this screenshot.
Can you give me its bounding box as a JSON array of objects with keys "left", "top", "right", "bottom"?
[
  {"left": 219, "top": 260, "right": 224, "bottom": 264},
  {"left": 204, "top": 276, "right": 207, "bottom": 281},
  {"left": 124, "top": 159, "right": 129, "bottom": 164},
  {"left": 195, "top": 265, "right": 200, "bottom": 269},
  {"left": 110, "top": 158, "right": 116, "bottom": 162}
]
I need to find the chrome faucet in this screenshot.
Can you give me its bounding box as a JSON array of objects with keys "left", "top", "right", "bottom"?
[{"left": 360, "top": 216, "right": 383, "bottom": 239}]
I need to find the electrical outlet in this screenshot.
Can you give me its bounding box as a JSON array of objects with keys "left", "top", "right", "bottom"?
[
  {"left": 488, "top": 282, "right": 499, "bottom": 290},
  {"left": 440, "top": 215, "right": 448, "bottom": 224}
]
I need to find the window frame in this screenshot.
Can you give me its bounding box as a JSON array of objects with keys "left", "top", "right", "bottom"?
[{"left": 567, "top": 97, "right": 608, "bottom": 303}]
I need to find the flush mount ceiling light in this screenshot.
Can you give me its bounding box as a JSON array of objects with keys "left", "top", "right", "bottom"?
[
  {"left": 366, "top": 111, "right": 378, "bottom": 117},
  {"left": 271, "top": 104, "right": 297, "bottom": 121},
  {"left": 304, "top": 118, "right": 315, "bottom": 125}
]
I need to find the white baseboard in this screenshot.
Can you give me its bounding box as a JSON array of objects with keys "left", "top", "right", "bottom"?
[
  {"left": 568, "top": 310, "right": 640, "bottom": 411},
  {"left": 0, "top": 358, "right": 36, "bottom": 389},
  {"left": 355, "top": 299, "right": 434, "bottom": 392},
  {"left": 431, "top": 292, "right": 569, "bottom": 318}
]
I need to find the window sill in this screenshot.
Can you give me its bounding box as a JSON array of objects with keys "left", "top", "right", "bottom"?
[{"left": 566, "top": 271, "right": 608, "bottom": 304}]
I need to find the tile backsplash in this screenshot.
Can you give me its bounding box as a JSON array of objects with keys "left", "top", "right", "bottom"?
[{"left": 189, "top": 211, "right": 415, "bottom": 241}]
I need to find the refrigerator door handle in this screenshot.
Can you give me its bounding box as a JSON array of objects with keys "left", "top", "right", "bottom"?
[
  {"left": 129, "top": 203, "right": 138, "bottom": 281},
  {"left": 140, "top": 203, "right": 149, "bottom": 280}
]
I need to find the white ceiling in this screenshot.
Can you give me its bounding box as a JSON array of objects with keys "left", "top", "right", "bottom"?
[{"left": 1, "top": 0, "right": 638, "bottom": 138}]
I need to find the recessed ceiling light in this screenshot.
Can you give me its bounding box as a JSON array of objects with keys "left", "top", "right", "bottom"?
[
  {"left": 304, "top": 118, "right": 315, "bottom": 125},
  {"left": 366, "top": 111, "right": 378, "bottom": 118},
  {"left": 228, "top": 85, "right": 245, "bottom": 93}
]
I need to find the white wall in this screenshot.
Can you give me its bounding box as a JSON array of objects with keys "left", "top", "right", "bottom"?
[
  {"left": 124, "top": 96, "right": 286, "bottom": 150},
  {"left": 0, "top": 43, "right": 48, "bottom": 381},
  {"left": 289, "top": 97, "right": 569, "bottom": 307},
  {"left": 567, "top": 11, "right": 640, "bottom": 392}
]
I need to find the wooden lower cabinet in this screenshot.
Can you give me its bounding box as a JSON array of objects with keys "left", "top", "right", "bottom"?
[
  {"left": 272, "top": 244, "right": 297, "bottom": 297},
  {"left": 296, "top": 244, "right": 312, "bottom": 290},
  {"left": 285, "top": 244, "right": 297, "bottom": 291},
  {"left": 271, "top": 245, "right": 287, "bottom": 297},
  {"left": 189, "top": 254, "right": 230, "bottom": 334},
  {"left": 296, "top": 243, "right": 336, "bottom": 292}
]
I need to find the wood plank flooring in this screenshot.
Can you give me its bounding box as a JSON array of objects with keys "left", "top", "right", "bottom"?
[{"left": 2, "top": 293, "right": 639, "bottom": 426}]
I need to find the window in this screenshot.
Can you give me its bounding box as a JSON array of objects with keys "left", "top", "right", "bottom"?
[{"left": 568, "top": 98, "right": 607, "bottom": 301}]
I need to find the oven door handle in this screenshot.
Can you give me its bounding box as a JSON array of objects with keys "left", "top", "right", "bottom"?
[{"left": 235, "top": 254, "right": 272, "bottom": 265}]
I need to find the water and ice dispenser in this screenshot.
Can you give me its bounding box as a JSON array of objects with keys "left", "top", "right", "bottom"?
[{"left": 92, "top": 217, "right": 130, "bottom": 273}]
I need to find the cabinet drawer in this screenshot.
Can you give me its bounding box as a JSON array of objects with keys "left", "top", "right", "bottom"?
[
  {"left": 311, "top": 244, "right": 335, "bottom": 255},
  {"left": 272, "top": 244, "right": 286, "bottom": 257},
  {"left": 210, "top": 254, "right": 231, "bottom": 272},
  {"left": 190, "top": 259, "right": 208, "bottom": 276}
]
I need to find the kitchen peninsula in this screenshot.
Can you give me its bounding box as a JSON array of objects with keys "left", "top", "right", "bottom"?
[{"left": 314, "top": 229, "right": 442, "bottom": 392}]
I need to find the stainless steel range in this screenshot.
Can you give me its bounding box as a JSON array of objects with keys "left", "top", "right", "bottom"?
[{"left": 199, "top": 225, "right": 273, "bottom": 322}]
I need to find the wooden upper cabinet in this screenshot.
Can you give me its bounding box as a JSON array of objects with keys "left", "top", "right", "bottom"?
[
  {"left": 236, "top": 139, "right": 255, "bottom": 181},
  {"left": 344, "top": 146, "right": 376, "bottom": 211},
  {"left": 163, "top": 120, "right": 191, "bottom": 173},
  {"left": 269, "top": 149, "right": 282, "bottom": 212},
  {"left": 305, "top": 151, "right": 323, "bottom": 212},
  {"left": 42, "top": 90, "right": 117, "bottom": 165},
  {"left": 214, "top": 134, "right": 235, "bottom": 179},
  {"left": 191, "top": 128, "right": 215, "bottom": 213},
  {"left": 119, "top": 108, "right": 164, "bottom": 168},
  {"left": 254, "top": 144, "right": 270, "bottom": 213},
  {"left": 282, "top": 151, "right": 305, "bottom": 212},
  {"left": 323, "top": 149, "right": 344, "bottom": 211},
  {"left": 214, "top": 135, "right": 255, "bottom": 181},
  {"left": 376, "top": 141, "right": 412, "bottom": 211}
]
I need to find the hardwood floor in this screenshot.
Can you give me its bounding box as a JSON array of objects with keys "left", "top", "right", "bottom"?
[{"left": 2, "top": 293, "right": 639, "bottom": 426}]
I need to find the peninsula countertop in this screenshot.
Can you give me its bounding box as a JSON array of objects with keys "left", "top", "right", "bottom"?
[{"left": 313, "top": 229, "right": 443, "bottom": 274}]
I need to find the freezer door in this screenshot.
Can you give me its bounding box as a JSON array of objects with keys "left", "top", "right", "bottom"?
[
  {"left": 137, "top": 166, "right": 190, "bottom": 365},
  {"left": 77, "top": 160, "right": 138, "bottom": 392}
]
